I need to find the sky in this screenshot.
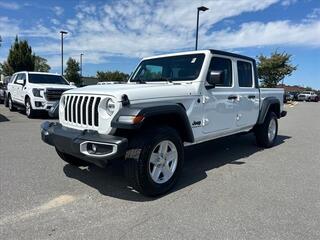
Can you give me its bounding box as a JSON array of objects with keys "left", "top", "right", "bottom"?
[{"left": 0, "top": 0, "right": 319, "bottom": 89}]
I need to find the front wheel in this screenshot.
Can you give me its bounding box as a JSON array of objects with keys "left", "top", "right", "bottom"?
[
  {"left": 25, "top": 98, "right": 37, "bottom": 118},
  {"left": 255, "top": 112, "right": 278, "bottom": 148},
  {"left": 124, "top": 126, "right": 184, "bottom": 197}
]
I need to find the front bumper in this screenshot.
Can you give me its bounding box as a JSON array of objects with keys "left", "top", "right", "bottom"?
[{"left": 41, "top": 121, "right": 128, "bottom": 167}]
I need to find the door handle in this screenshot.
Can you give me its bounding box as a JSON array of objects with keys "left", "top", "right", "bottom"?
[
  {"left": 228, "top": 95, "right": 237, "bottom": 100},
  {"left": 248, "top": 95, "right": 256, "bottom": 99}
]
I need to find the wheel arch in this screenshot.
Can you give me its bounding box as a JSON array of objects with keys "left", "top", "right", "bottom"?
[
  {"left": 257, "top": 97, "right": 281, "bottom": 125},
  {"left": 112, "top": 103, "right": 194, "bottom": 143}
]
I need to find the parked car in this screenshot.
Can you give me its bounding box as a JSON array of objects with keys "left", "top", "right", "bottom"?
[
  {"left": 0, "top": 76, "right": 12, "bottom": 105},
  {"left": 41, "top": 49, "right": 286, "bottom": 196},
  {"left": 6, "top": 72, "right": 76, "bottom": 118},
  {"left": 284, "top": 92, "right": 294, "bottom": 103},
  {"left": 297, "top": 91, "right": 319, "bottom": 102}
]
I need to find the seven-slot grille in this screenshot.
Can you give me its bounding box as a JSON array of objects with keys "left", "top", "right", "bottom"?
[
  {"left": 64, "top": 95, "right": 101, "bottom": 127},
  {"left": 45, "top": 89, "right": 67, "bottom": 101}
]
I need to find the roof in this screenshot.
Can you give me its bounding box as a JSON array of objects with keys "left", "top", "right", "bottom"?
[
  {"left": 13, "top": 71, "right": 61, "bottom": 75},
  {"left": 143, "top": 49, "right": 255, "bottom": 62},
  {"left": 210, "top": 49, "right": 256, "bottom": 62}
]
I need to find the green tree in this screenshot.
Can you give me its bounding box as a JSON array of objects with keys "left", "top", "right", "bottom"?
[
  {"left": 0, "top": 61, "right": 13, "bottom": 76},
  {"left": 34, "top": 56, "right": 51, "bottom": 72},
  {"left": 6, "top": 36, "right": 35, "bottom": 74},
  {"left": 257, "top": 51, "right": 297, "bottom": 88},
  {"left": 65, "top": 57, "right": 81, "bottom": 85},
  {"left": 96, "top": 70, "right": 129, "bottom": 82}
]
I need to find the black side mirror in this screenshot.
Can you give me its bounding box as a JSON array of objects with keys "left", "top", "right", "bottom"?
[{"left": 206, "top": 71, "right": 223, "bottom": 89}]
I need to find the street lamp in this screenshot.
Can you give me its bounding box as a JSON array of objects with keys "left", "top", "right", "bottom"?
[
  {"left": 60, "top": 30, "right": 68, "bottom": 75},
  {"left": 195, "top": 6, "right": 209, "bottom": 50},
  {"left": 80, "top": 53, "right": 84, "bottom": 77}
]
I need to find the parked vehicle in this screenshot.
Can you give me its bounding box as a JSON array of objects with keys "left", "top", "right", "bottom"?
[
  {"left": 6, "top": 72, "right": 76, "bottom": 118},
  {"left": 284, "top": 92, "right": 294, "bottom": 103},
  {"left": 0, "top": 76, "right": 12, "bottom": 105},
  {"left": 41, "top": 50, "right": 286, "bottom": 196},
  {"left": 297, "top": 91, "right": 319, "bottom": 102}
]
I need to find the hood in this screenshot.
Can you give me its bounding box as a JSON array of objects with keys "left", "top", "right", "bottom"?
[
  {"left": 29, "top": 83, "right": 76, "bottom": 90},
  {"left": 64, "top": 83, "right": 197, "bottom": 101}
]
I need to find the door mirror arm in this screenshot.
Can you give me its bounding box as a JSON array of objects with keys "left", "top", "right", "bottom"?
[{"left": 206, "top": 71, "right": 223, "bottom": 90}]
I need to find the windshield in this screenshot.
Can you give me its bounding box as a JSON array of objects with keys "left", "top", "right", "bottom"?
[
  {"left": 130, "top": 54, "right": 205, "bottom": 82},
  {"left": 28, "top": 74, "right": 69, "bottom": 85}
]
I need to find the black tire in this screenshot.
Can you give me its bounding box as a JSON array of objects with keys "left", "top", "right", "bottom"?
[
  {"left": 8, "top": 95, "right": 16, "bottom": 111},
  {"left": 124, "top": 126, "right": 184, "bottom": 197},
  {"left": 25, "top": 98, "right": 37, "bottom": 118},
  {"left": 255, "top": 112, "right": 278, "bottom": 148},
  {"left": 56, "top": 148, "right": 90, "bottom": 167},
  {"left": 4, "top": 93, "right": 9, "bottom": 107}
]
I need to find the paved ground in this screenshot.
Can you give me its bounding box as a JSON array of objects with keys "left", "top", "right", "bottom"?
[{"left": 0, "top": 102, "right": 319, "bottom": 240}]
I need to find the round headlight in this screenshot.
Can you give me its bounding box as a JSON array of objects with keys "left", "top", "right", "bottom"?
[{"left": 106, "top": 98, "right": 115, "bottom": 115}]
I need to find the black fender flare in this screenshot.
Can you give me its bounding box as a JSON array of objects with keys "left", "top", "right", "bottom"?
[
  {"left": 257, "top": 97, "right": 280, "bottom": 125},
  {"left": 111, "top": 103, "right": 194, "bottom": 143}
]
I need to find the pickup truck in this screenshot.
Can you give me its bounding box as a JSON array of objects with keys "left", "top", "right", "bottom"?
[
  {"left": 7, "top": 71, "right": 76, "bottom": 118},
  {"left": 41, "top": 49, "right": 286, "bottom": 196}
]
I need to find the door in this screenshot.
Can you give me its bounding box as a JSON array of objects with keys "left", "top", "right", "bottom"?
[
  {"left": 235, "top": 60, "right": 259, "bottom": 128},
  {"left": 14, "top": 73, "right": 26, "bottom": 104},
  {"left": 202, "top": 56, "right": 237, "bottom": 135}
]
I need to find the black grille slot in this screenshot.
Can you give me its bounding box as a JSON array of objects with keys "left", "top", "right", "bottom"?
[
  {"left": 82, "top": 96, "right": 88, "bottom": 125},
  {"left": 94, "top": 97, "right": 101, "bottom": 126},
  {"left": 45, "top": 89, "right": 66, "bottom": 101},
  {"left": 68, "top": 96, "right": 73, "bottom": 122},
  {"left": 64, "top": 96, "right": 69, "bottom": 121},
  {"left": 88, "top": 97, "right": 94, "bottom": 126},
  {"left": 77, "top": 96, "right": 83, "bottom": 124},
  {"left": 72, "top": 96, "right": 78, "bottom": 123}
]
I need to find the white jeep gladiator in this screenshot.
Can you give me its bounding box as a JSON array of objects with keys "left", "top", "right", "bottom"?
[
  {"left": 7, "top": 71, "right": 76, "bottom": 118},
  {"left": 41, "top": 50, "right": 286, "bottom": 196}
]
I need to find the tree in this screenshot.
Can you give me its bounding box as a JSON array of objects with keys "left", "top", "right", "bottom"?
[
  {"left": 34, "top": 56, "right": 51, "bottom": 72},
  {"left": 65, "top": 57, "right": 81, "bottom": 85},
  {"left": 6, "top": 36, "right": 35, "bottom": 74},
  {"left": 0, "top": 61, "right": 13, "bottom": 76},
  {"left": 257, "top": 51, "right": 297, "bottom": 88},
  {"left": 96, "top": 70, "right": 129, "bottom": 82}
]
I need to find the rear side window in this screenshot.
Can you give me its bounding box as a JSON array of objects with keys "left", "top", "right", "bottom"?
[
  {"left": 208, "top": 57, "right": 232, "bottom": 87},
  {"left": 237, "top": 61, "right": 253, "bottom": 87}
]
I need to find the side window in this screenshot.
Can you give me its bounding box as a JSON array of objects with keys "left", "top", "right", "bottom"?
[
  {"left": 14, "top": 74, "right": 22, "bottom": 83},
  {"left": 208, "top": 57, "right": 232, "bottom": 87},
  {"left": 237, "top": 61, "right": 253, "bottom": 87}
]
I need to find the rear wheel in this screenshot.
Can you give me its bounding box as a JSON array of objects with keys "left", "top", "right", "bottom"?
[
  {"left": 124, "top": 126, "right": 184, "bottom": 197},
  {"left": 255, "top": 112, "right": 278, "bottom": 148},
  {"left": 56, "top": 148, "right": 90, "bottom": 167},
  {"left": 8, "top": 95, "right": 16, "bottom": 111}
]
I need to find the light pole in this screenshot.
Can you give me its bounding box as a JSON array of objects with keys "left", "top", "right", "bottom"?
[
  {"left": 60, "top": 31, "right": 68, "bottom": 75},
  {"left": 195, "top": 6, "right": 209, "bottom": 50},
  {"left": 80, "top": 53, "right": 84, "bottom": 77}
]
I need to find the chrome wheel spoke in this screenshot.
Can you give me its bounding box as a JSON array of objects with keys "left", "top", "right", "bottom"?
[
  {"left": 159, "top": 141, "right": 169, "bottom": 155},
  {"left": 149, "top": 153, "right": 159, "bottom": 165},
  {"left": 151, "top": 165, "right": 162, "bottom": 181}
]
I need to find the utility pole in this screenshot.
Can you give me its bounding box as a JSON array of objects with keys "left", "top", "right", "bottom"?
[
  {"left": 195, "top": 6, "right": 209, "bottom": 50},
  {"left": 60, "top": 31, "right": 68, "bottom": 75}
]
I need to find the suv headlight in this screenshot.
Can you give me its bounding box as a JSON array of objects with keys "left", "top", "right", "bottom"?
[
  {"left": 106, "top": 98, "right": 115, "bottom": 115},
  {"left": 32, "top": 88, "right": 44, "bottom": 97}
]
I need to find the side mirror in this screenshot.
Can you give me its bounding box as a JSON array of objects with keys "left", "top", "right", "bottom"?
[
  {"left": 16, "top": 79, "right": 25, "bottom": 85},
  {"left": 70, "top": 82, "right": 75, "bottom": 86},
  {"left": 206, "top": 71, "right": 223, "bottom": 89}
]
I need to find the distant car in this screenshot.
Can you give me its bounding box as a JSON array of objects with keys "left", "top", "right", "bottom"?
[
  {"left": 97, "top": 81, "right": 116, "bottom": 85},
  {"left": 284, "top": 92, "right": 294, "bottom": 103},
  {"left": 0, "top": 76, "right": 13, "bottom": 106},
  {"left": 297, "top": 91, "right": 319, "bottom": 102}
]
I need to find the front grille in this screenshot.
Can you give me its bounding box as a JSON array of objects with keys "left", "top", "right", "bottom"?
[
  {"left": 45, "top": 89, "right": 67, "bottom": 101},
  {"left": 64, "top": 95, "right": 101, "bottom": 127}
]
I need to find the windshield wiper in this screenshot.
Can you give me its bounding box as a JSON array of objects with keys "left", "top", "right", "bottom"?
[{"left": 154, "top": 77, "right": 173, "bottom": 83}]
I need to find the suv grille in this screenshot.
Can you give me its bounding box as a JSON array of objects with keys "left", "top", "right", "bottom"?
[
  {"left": 64, "top": 95, "right": 101, "bottom": 127},
  {"left": 45, "top": 89, "right": 67, "bottom": 101}
]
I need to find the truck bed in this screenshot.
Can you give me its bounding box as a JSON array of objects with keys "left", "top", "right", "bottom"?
[{"left": 260, "top": 88, "right": 284, "bottom": 112}]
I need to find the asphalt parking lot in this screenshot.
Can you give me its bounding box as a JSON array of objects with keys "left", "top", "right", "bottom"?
[{"left": 0, "top": 102, "right": 319, "bottom": 240}]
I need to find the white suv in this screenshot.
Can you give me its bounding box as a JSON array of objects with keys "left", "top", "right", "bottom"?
[{"left": 7, "top": 71, "right": 76, "bottom": 118}]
